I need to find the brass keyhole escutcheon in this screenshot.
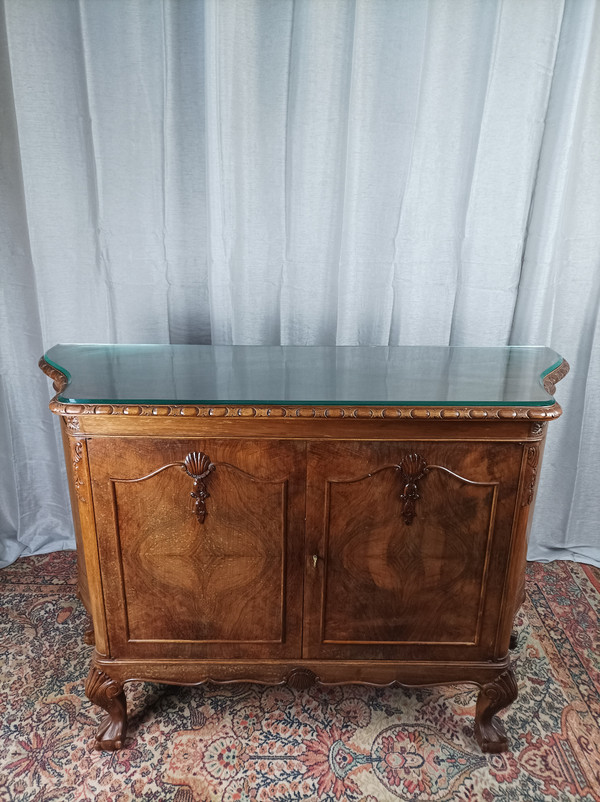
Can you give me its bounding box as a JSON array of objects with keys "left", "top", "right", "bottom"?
[{"left": 312, "top": 554, "right": 318, "bottom": 568}]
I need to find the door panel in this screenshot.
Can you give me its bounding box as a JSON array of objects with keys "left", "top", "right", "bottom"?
[
  {"left": 89, "top": 438, "right": 305, "bottom": 659},
  {"left": 304, "top": 440, "right": 522, "bottom": 660}
]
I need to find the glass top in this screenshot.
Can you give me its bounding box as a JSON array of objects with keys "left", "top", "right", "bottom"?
[{"left": 43, "top": 344, "right": 564, "bottom": 407}]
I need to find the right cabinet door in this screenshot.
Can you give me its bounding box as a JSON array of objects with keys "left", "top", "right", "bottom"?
[{"left": 303, "top": 440, "right": 524, "bottom": 661}]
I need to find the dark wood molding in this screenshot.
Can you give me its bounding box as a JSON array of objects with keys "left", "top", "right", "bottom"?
[
  {"left": 47, "top": 400, "right": 564, "bottom": 422},
  {"left": 94, "top": 654, "right": 511, "bottom": 686}
]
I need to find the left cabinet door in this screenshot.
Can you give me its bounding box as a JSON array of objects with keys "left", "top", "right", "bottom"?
[{"left": 87, "top": 438, "right": 306, "bottom": 660}]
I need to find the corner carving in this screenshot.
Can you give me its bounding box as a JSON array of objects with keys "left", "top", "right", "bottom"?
[
  {"left": 521, "top": 446, "right": 539, "bottom": 507},
  {"left": 542, "top": 359, "right": 570, "bottom": 395},
  {"left": 182, "top": 452, "right": 215, "bottom": 523},
  {"left": 38, "top": 356, "right": 68, "bottom": 393},
  {"left": 396, "top": 454, "right": 428, "bottom": 525}
]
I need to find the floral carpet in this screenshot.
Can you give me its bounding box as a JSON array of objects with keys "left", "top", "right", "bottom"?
[{"left": 1, "top": 553, "right": 599, "bottom": 802}]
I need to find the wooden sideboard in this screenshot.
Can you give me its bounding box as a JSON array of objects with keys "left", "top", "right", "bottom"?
[{"left": 40, "top": 345, "right": 568, "bottom": 754}]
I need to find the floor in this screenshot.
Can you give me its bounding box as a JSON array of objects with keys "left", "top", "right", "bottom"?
[{"left": 1, "top": 552, "right": 599, "bottom": 802}]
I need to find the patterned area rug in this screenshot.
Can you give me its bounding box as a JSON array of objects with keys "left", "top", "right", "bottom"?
[{"left": 1, "top": 552, "right": 599, "bottom": 802}]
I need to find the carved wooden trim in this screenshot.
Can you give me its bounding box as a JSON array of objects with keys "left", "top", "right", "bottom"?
[
  {"left": 85, "top": 667, "right": 127, "bottom": 751},
  {"left": 72, "top": 439, "right": 86, "bottom": 503},
  {"left": 474, "top": 667, "right": 518, "bottom": 753},
  {"left": 521, "top": 445, "right": 539, "bottom": 507},
  {"left": 112, "top": 451, "right": 216, "bottom": 524},
  {"left": 286, "top": 668, "right": 319, "bottom": 690},
  {"left": 542, "top": 358, "right": 570, "bottom": 395},
  {"left": 182, "top": 452, "right": 215, "bottom": 523},
  {"left": 38, "top": 356, "right": 69, "bottom": 392},
  {"left": 331, "top": 458, "right": 498, "bottom": 527},
  {"left": 46, "top": 400, "right": 564, "bottom": 421},
  {"left": 396, "top": 456, "right": 500, "bottom": 525},
  {"left": 397, "top": 454, "right": 428, "bottom": 525},
  {"left": 530, "top": 422, "right": 546, "bottom": 436}
]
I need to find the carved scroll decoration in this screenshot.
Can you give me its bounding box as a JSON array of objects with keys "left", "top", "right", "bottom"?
[
  {"left": 542, "top": 359, "right": 570, "bottom": 395},
  {"left": 112, "top": 451, "right": 216, "bottom": 524},
  {"left": 521, "top": 445, "right": 539, "bottom": 507},
  {"left": 391, "top": 454, "right": 499, "bottom": 525},
  {"left": 182, "top": 452, "right": 215, "bottom": 523},
  {"left": 72, "top": 439, "right": 86, "bottom": 503},
  {"left": 396, "top": 454, "right": 428, "bottom": 525}
]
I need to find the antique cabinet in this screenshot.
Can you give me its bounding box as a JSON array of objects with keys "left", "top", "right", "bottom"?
[{"left": 40, "top": 344, "right": 568, "bottom": 754}]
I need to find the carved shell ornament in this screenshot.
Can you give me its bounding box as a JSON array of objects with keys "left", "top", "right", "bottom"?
[
  {"left": 182, "top": 452, "right": 215, "bottom": 523},
  {"left": 396, "top": 454, "right": 428, "bottom": 525}
]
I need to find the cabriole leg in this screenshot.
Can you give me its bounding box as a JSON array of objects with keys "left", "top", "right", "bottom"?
[
  {"left": 474, "top": 668, "right": 518, "bottom": 753},
  {"left": 85, "top": 667, "right": 127, "bottom": 751}
]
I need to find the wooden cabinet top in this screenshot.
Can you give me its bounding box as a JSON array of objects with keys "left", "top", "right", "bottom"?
[{"left": 40, "top": 344, "right": 568, "bottom": 422}]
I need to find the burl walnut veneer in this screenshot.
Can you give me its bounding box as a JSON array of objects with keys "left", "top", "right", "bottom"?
[{"left": 40, "top": 344, "right": 568, "bottom": 753}]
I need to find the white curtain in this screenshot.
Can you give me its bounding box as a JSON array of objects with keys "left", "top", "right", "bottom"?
[{"left": 1, "top": 0, "right": 599, "bottom": 567}]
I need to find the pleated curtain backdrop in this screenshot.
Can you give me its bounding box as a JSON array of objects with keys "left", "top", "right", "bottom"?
[{"left": 1, "top": 0, "right": 599, "bottom": 567}]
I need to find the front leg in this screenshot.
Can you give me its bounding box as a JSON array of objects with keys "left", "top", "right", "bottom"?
[
  {"left": 85, "top": 667, "right": 127, "bottom": 751},
  {"left": 474, "top": 668, "right": 518, "bottom": 753}
]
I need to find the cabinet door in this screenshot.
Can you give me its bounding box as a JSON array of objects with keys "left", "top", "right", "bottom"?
[
  {"left": 88, "top": 438, "right": 305, "bottom": 660},
  {"left": 303, "top": 440, "right": 523, "bottom": 661}
]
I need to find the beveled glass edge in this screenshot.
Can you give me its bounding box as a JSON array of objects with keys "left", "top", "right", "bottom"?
[{"left": 42, "top": 345, "right": 566, "bottom": 408}]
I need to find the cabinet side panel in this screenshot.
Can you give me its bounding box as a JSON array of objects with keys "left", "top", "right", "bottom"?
[
  {"left": 60, "top": 420, "right": 90, "bottom": 612},
  {"left": 61, "top": 428, "right": 109, "bottom": 654}
]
